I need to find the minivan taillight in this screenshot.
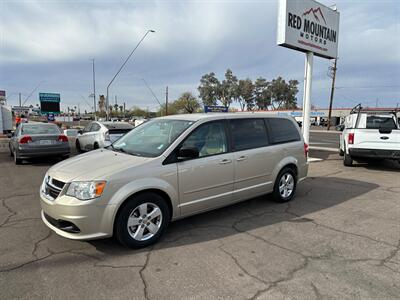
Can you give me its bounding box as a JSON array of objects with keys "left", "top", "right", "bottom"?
[
  {"left": 19, "top": 136, "right": 32, "bottom": 144},
  {"left": 348, "top": 133, "right": 354, "bottom": 145},
  {"left": 58, "top": 135, "right": 68, "bottom": 142},
  {"left": 304, "top": 143, "right": 309, "bottom": 158}
]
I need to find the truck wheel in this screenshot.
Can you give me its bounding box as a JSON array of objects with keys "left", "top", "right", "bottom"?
[
  {"left": 339, "top": 148, "right": 344, "bottom": 156},
  {"left": 343, "top": 151, "right": 353, "bottom": 167}
]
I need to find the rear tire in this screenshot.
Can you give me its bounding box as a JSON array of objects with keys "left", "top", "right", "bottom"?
[
  {"left": 76, "top": 140, "right": 83, "bottom": 153},
  {"left": 14, "top": 151, "right": 22, "bottom": 165},
  {"left": 272, "top": 167, "right": 297, "bottom": 203},
  {"left": 343, "top": 151, "right": 353, "bottom": 167},
  {"left": 93, "top": 142, "right": 99, "bottom": 150},
  {"left": 339, "top": 148, "right": 344, "bottom": 156},
  {"left": 115, "top": 192, "right": 170, "bottom": 248}
]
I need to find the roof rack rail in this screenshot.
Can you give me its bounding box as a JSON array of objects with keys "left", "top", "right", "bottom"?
[{"left": 349, "top": 103, "right": 399, "bottom": 116}]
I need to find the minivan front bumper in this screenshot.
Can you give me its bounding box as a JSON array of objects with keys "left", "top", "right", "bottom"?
[{"left": 40, "top": 192, "right": 116, "bottom": 240}]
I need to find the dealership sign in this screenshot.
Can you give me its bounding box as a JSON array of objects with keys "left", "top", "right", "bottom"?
[{"left": 277, "top": 0, "right": 340, "bottom": 59}]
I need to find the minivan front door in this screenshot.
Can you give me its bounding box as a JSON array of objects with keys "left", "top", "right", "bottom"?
[{"left": 177, "top": 121, "right": 234, "bottom": 216}]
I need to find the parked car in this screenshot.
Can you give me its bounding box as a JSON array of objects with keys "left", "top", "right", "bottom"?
[
  {"left": 75, "top": 121, "right": 133, "bottom": 152},
  {"left": 9, "top": 122, "right": 70, "bottom": 165},
  {"left": 339, "top": 104, "right": 400, "bottom": 166},
  {"left": 336, "top": 124, "right": 345, "bottom": 131},
  {"left": 40, "top": 113, "right": 308, "bottom": 248}
]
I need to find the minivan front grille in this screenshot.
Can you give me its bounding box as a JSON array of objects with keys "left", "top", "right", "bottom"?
[{"left": 44, "top": 177, "right": 65, "bottom": 200}]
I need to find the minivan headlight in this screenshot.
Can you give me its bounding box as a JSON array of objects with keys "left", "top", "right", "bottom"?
[{"left": 66, "top": 181, "right": 106, "bottom": 200}]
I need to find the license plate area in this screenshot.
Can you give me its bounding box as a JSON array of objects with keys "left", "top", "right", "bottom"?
[{"left": 38, "top": 140, "right": 53, "bottom": 145}]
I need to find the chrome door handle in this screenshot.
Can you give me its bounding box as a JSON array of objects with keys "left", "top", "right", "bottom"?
[
  {"left": 236, "top": 156, "right": 247, "bottom": 161},
  {"left": 219, "top": 159, "right": 232, "bottom": 164}
]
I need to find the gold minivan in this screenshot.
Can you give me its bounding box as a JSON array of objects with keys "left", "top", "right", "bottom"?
[{"left": 40, "top": 113, "right": 308, "bottom": 248}]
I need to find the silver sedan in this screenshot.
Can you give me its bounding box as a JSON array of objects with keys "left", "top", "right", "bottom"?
[{"left": 9, "top": 122, "right": 70, "bottom": 164}]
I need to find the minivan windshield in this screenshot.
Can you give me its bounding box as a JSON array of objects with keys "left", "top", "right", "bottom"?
[{"left": 112, "top": 119, "right": 194, "bottom": 157}]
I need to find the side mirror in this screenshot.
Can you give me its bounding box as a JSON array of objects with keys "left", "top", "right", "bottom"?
[
  {"left": 178, "top": 147, "right": 199, "bottom": 160},
  {"left": 78, "top": 130, "right": 83, "bottom": 135}
]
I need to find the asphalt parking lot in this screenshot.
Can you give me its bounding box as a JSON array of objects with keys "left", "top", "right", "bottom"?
[{"left": 0, "top": 151, "right": 399, "bottom": 299}]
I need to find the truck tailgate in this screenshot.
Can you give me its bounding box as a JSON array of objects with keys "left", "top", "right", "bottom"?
[{"left": 353, "top": 129, "right": 400, "bottom": 150}]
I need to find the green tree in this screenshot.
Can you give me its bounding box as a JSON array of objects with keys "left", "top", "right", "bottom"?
[
  {"left": 237, "top": 78, "right": 254, "bottom": 111},
  {"left": 254, "top": 77, "right": 271, "bottom": 110},
  {"left": 219, "top": 69, "right": 238, "bottom": 108},
  {"left": 198, "top": 72, "right": 220, "bottom": 106},
  {"left": 174, "top": 92, "right": 200, "bottom": 113},
  {"left": 268, "top": 77, "right": 299, "bottom": 110},
  {"left": 130, "top": 106, "right": 148, "bottom": 118}
]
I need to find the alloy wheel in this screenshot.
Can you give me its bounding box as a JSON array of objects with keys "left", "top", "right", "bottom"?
[
  {"left": 127, "top": 202, "right": 163, "bottom": 241},
  {"left": 279, "top": 173, "right": 294, "bottom": 199}
]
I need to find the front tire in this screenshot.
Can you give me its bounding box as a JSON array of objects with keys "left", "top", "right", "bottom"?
[
  {"left": 272, "top": 167, "right": 297, "bottom": 203},
  {"left": 115, "top": 192, "right": 170, "bottom": 248}
]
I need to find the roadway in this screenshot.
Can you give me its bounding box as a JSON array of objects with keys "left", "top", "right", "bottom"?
[{"left": 309, "top": 129, "right": 340, "bottom": 150}]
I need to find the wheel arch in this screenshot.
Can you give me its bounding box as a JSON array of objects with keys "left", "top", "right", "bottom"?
[
  {"left": 272, "top": 156, "right": 299, "bottom": 184},
  {"left": 111, "top": 187, "right": 175, "bottom": 236}
]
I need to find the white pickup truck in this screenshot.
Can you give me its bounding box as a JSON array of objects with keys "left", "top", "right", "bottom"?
[{"left": 339, "top": 106, "right": 400, "bottom": 166}]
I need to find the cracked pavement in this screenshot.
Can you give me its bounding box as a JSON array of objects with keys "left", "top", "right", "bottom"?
[{"left": 0, "top": 151, "right": 399, "bottom": 299}]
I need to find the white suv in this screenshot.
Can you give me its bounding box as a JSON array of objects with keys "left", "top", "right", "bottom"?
[
  {"left": 76, "top": 121, "right": 133, "bottom": 152},
  {"left": 41, "top": 113, "right": 308, "bottom": 248}
]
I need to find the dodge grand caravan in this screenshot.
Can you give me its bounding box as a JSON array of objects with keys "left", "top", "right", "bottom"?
[{"left": 40, "top": 113, "right": 308, "bottom": 248}]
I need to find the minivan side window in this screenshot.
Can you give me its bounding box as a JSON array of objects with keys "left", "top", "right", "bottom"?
[
  {"left": 267, "top": 118, "right": 300, "bottom": 144},
  {"left": 181, "top": 121, "right": 228, "bottom": 158},
  {"left": 230, "top": 118, "right": 268, "bottom": 151}
]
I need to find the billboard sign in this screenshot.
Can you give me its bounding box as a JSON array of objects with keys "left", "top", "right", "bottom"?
[
  {"left": 39, "top": 93, "right": 60, "bottom": 102},
  {"left": 204, "top": 105, "right": 228, "bottom": 113},
  {"left": 277, "top": 0, "right": 340, "bottom": 59},
  {"left": 39, "top": 92, "right": 60, "bottom": 114}
]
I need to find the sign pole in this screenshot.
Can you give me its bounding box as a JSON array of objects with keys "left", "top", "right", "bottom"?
[
  {"left": 302, "top": 51, "right": 313, "bottom": 145},
  {"left": 301, "top": 54, "right": 308, "bottom": 136}
]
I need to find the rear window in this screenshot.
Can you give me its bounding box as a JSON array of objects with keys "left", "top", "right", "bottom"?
[
  {"left": 366, "top": 116, "right": 396, "bottom": 129},
  {"left": 21, "top": 124, "right": 61, "bottom": 135},
  {"left": 230, "top": 119, "right": 268, "bottom": 151},
  {"left": 267, "top": 118, "right": 300, "bottom": 144}
]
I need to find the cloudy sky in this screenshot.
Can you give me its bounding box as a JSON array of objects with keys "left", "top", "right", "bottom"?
[{"left": 1, "top": 0, "right": 399, "bottom": 112}]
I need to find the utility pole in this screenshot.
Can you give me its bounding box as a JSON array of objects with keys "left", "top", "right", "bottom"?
[
  {"left": 19, "top": 93, "right": 21, "bottom": 107},
  {"left": 165, "top": 86, "right": 168, "bottom": 116},
  {"left": 92, "top": 59, "right": 97, "bottom": 120},
  {"left": 327, "top": 58, "right": 337, "bottom": 131},
  {"left": 106, "top": 30, "right": 155, "bottom": 121}
]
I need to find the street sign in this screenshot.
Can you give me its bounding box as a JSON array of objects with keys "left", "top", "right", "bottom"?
[
  {"left": 277, "top": 0, "right": 340, "bottom": 59},
  {"left": 47, "top": 113, "right": 55, "bottom": 122},
  {"left": 204, "top": 105, "right": 228, "bottom": 113}
]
